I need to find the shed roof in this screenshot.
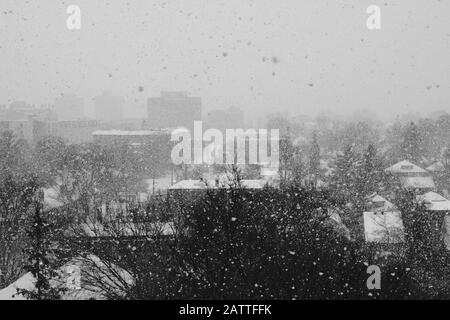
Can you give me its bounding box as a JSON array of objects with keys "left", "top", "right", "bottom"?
[{"left": 363, "top": 211, "right": 405, "bottom": 243}]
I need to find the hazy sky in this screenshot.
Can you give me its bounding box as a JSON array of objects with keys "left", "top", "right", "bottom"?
[{"left": 0, "top": 0, "right": 449, "bottom": 120}]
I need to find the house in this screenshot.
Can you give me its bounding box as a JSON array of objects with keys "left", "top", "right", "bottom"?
[
  {"left": 385, "top": 160, "right": 429, "bottom": 177},
  {"left": 363, "top": 195, "right": 405, "bottom": 243},
  {"left": 417, "top": 192, "right": 450, "bottom": 250},
  {"left": 399, "top": 176, "right": 436, "bottom": 191},
  {"left": 365, "top": 193, "right": 396, "bottom": 212},
  {"left": 385, "top": 160, "right": 436, "bottom": 192},
  {"left": 417, "top": 192, "right": 450, "bottom": 212},
  {"left": 168, "top": 179, "right": 266, "bottom": 192}
]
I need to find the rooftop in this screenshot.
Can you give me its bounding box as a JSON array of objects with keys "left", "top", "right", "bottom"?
[
  {"left": 366, "top": 194, "right": 397, "bottom": 212},
  {"left": 399, "top": 176, "right": 436, "bottom": 190},
  {"left": 169, "top": 179, "right": 266, "bottom": 190},
  {"left": 417, "top": 192, "right": 450, "bottom": 211},
  {"left": 385, "top": 160, "right": 428, "bottom": 174},
  {"left": 363, "top": 211, "right": 405, "bottom": 243},
  {"left": 92, "top": 130, "right": 169, "bottom": 136}
]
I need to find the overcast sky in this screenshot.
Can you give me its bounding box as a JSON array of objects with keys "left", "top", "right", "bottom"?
[{"left": 0, "top": 0, "right": 449, "bottom": 120}]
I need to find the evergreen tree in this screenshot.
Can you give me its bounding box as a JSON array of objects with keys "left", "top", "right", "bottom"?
[
  {"left": 0, "top": 174, "right": 40, "bottom": 288},
  {"left": 400, "top": 122, "right": 422, "bottom": 163},
  {"left": 308, "top": 131, "right": 321, "bottom": 187},
  {"left": 17, "top": 196, "right": 65, "bottom": 300},
  {"left": 357, "top": 144, "right": 386, "bottom": 196},
  {"left": 330, "top": 145, "right": 366, "bottom": 240},
  {"left": 330, "top": 144, "right": 361, "bottom": 202},
  {"left": 279, "top": 135, "right": 295, "bottom": 183},
  {"left": 395, "top": 190, "right": 450, "bottom": 298},
  {"left": 439, "top": 148, "right": 450, "bottom": 194}
]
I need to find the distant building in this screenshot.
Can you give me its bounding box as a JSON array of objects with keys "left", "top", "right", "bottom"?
[
  {"left": 1, "top": 101, "right": 54, "bottom": 122},
  {"left": 205, "top": 106, "right": 244, "bottom": 130},
  {"left": 54, "top": 94, "right": 84, "bottom": 121},
  {"left": 0, "top": 120, "right": 34, "bottom": 144},
  {"left": 92, "top": 129, "right": 171, "bottom": 146},
  {"left": 94, "top": 92, "right": 125, "bottom": 122},
  {"left": 168, "top": 179, "right": 266, "bottom": 193},
  {"left": 9, "top": 101, "right": 34, "bottom": 114},
  {"left": 0, "top": 101, "right": 54, "bottom": 144},
  {"left": 147, "top": 92, "right": 201, "bottom": 129},
  {"left": 0, "top": 109, "right": 29, "bottom": 121},
  {"left": 44, "top": 120, "right": 102, "bottom": 144}
]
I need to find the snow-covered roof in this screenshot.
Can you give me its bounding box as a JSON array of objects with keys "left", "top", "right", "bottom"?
[
  {"left": 385, "top": 160, "right": 427, "bottom": 174},
  {"left": 143, "top": 175, "right": 173, "bottom": 193},
  {"left": 368, "top": 194, "right": 387, "bottom": 203},
  {"left": 366, "top": 194, "right": 397, "bottom": 212},
  {"left": 0, "top": 255, "right": 133, "bottom": 300},
  {"left": 260, "top": 167, "right": 279, "bottom": 182},
  {"left": 169, "top": 179, "right": 208, "bottom": 190},
  {"left": 399, "top": 176, "right": 436, "bottom": 190},
  {"left": 240, "top": 179, "right": 266, "bottom": 189},
  {"left": 417, "top": 192, "right": 450, "bottom": 211},
  {"left": 169, "top": 179, "right": 266, "bottom": 190},
  {"left": 426, "top": 161, "right": 445, "bottom": 172},
  {"left": 43, "top": 187, "right": 65, "bottom": 211},
  {"left": 0, "top": 272, "right": 34, "bottom": 300},
  {"left": 92, "top": 130, "right": 168, "bottom": 136},
  {"left": 363, "top": 211, "right": 405, "bottom": 243}
]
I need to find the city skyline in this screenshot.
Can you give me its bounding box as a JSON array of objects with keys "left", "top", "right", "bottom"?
[{"left": 0, "top": 1, "right": 449, "bottom": 121}]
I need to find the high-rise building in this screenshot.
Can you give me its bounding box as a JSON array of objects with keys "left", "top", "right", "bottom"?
[
  {"left": 147, "top": 91, "right": 201, "bottom": 129},
  {"left": 54, "top": 94, "right": 84, "bottom": 121},
  {"left": 94, "top": 92, "right": 125, "bottom": 122}
]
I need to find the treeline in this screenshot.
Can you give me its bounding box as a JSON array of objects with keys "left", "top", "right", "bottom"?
[
  {"left": 0, "top": 131, "right": 171, "bottom": 288},
  {"left": 65, "top": 175, "right": 450, "bottom": 300},
  {"left": 1, "top": 113, "right": 450, "bottom": 299}
]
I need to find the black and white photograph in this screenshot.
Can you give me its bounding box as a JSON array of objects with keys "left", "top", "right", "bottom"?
[{"left": 0, "top": 0, "right": 449, "bottom": 309}]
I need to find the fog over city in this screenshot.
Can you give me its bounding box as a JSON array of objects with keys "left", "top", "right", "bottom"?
[
  {"left": 1, "top": 0, "right": 449, "bottom": 121},
  {"left": 1, "top": 1, "right": 450, "bottom": 304}
]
